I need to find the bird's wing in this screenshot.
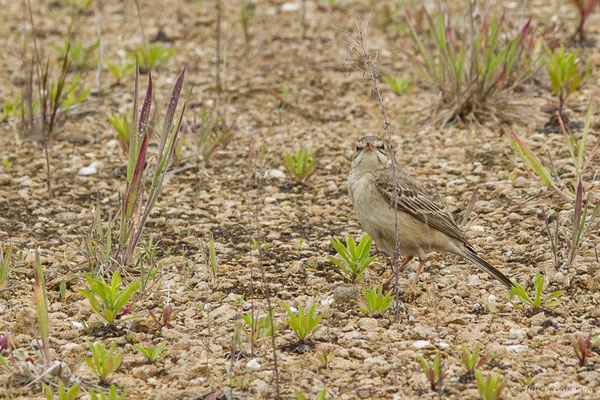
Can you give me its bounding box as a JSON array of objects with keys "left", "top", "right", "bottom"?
[{"left": 375, "top": 168, "right": 466, "bottom": 243}]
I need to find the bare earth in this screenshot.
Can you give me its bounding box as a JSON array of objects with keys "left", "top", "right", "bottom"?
[{"left": 1, "top": 0, "right": 600, "bottom": 399}]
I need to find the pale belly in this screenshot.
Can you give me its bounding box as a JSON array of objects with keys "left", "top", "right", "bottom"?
[{"left": 348, "top": 173, "right": 443, "bottom": 259}]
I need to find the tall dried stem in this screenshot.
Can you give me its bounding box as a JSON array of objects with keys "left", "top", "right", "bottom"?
[{"left": 342, "top": 15, "right": 404, "bottom": 320}]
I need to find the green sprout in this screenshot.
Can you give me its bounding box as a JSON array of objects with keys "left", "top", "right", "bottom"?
[
  {"left": 358, "top": 286, "right": 393, "bottom": 316},
  {"left": 78, "top": 271, "right": 140, "bottom": 325},
  {"left": 381, "top": 76, "right": 411, "bottom": 95},
  {"left": 508, "top": 272, "right": 565, "bottom": 310},
  {"left": 134, "top": 342, "right": 168, "bottom": 362},
  {"left": 283, "top": 148, "right": 315, "bottom": 185},
  {"left": 418, "top": 352, "right": 448, "bottom": 392},
  {"left": 475, "top": 370, "right": 507, "bottom": 400},
  {"left": 281, "top": 301, "right": 322, "bottom": 342},
  {"left": 328, "top": 236, "right": 376, "bottom": 282},
  {"left": 85, "top": 341, "right": 124, "bottom": 383}
]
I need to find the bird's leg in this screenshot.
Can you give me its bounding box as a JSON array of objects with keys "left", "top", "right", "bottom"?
[
  {"left": 383, "top": 256, "right": 414, "bottom": 292},
  {"left": 410, "top": 258, "right": 426, "bottom": 289}
]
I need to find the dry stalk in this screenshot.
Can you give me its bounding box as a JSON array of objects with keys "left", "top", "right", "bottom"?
[
  {"left": 341, "top": 15, "right": 405, "bottom": 320},
  {"left": 216, "top": 0, "right": 222, "bottom": 92},
  {"left": 251, "top": 147, "right": 280, "bottom": 399}
]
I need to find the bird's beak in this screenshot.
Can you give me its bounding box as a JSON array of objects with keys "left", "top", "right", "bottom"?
[{"left": 363, "top": 143, "right": 374, "bottom": 152}]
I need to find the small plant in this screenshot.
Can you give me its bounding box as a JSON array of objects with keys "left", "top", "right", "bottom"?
[
  {"left": 508, "top": 272, "right": 565, "bottom": 310},
  {"left": 570, "top": 0, "right": 599, "bottom": 43},
  {"left": 316, "top": 346, "right": 335, "bottom": 369},
  {"left": 108, "top": 110, "right": 132, "bottom": 155},
  {"left": 418, "top": 352, "right": 448, "bottom": 392},
  {"left": 572, "top": 334, "right": 593, "bottom": 366},
  {"left": 459, "top": 344, "right": 488, "bottom": 376},
  {"left": 132, "top": 45, "right": 174, "bottom": 72},
  {"left": 89, "top": 385, "right": 127, "bottom": 400},
  {"left": 106, "top": 59, "right": 135, "bottom": 85},
  {"left": 56, "top": 74, "right": 89, "bottom": 109},
  {"left": 134, "top": 342, "right": 168, "bottom": 362},
  {"left": 0, "top": 333, "right": 9, "bottom": 351},
  {"left": 231, "top": 376, "right": 250, "bottom": 390},
  {"left": 240, "top": 2, "right": 256, "bottom": 44},
  {"left": 241, "top": 312, "right": 277, "bottom": 345},
  {"left": 85, "top": 341, "right": 124, "bottom": 383},
  {"left": 78, "top": 271, "right": 140, "bottom": 325},
  {"left": 0, "top": 246, "right": 10, "bottom": 290},
  {"left": 34, "top": 250, "right": 51, "bottom": 364},
  {"left": 202, "top": 234, "right": 219, "bottom": 289},
  {"left": 55, "top": 37, "right": 99, "bottom": 71},
  {"left": 149, "top": 304, "right": 176, "bottom": 329},
  {"left": 543, "top": 45, "right": 591, "bottom": 124},
  {"left": 63, "top": 0, "right": 93, "bottom": 13},
  {"left": 328, "top": 236, "right": 376, "bottom": 282},
  {"left": 475, "top": 370, "right": 507, "bottom": 400},
  {"left": 358, "top": 286, "right": 393, "bottom": 316},
  {"left": 295, "top": 389, "right": 336, "bottom": 400},
  {"left": 402, "top": 7, "right": 541, "bottom": 125},
  {"left": 381, "top": 76, "right": 411, "bottom": 95},
  {"left": 41, "top": 380, "right": 80, "bottom": 400},
  {"left": 1, "top": 96, "right": 21, "bottom": 122},
  {"left": 283, "top": 148, "right": 315, "bottom": 185},
  {"left": 281, "top": 301, "right": 322, "bottom": 342}
]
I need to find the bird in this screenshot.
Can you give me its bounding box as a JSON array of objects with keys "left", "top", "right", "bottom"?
[{"left": 347, "top": 135, "right": 514, "bottom": 290}]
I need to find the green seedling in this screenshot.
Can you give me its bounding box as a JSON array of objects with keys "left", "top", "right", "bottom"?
[
  {"left": 1, "top": 96, "right": 21, "bottom": 122},
  {"left": 573, "top": 334, "right": 593, "bottom": 366},
  {"left": 78, "top": 271, "right": 140, "bottom": 325},
  {"left": 89, "top": 385, "right": 128, "bottom": 400},
  {"left": 241, "top": 312, "right": 277, "bottom": 345},
  {"left": 381, "top": 76, "right": 411, "bottom": 95},
  {"left": 42, "top": 380, "right": 80, "bottom": 400},
  {"left": 85, "top": 341, "right": 124, "bottom": 383},
  {"left": 134, "top": 342, "right": 168, "bottom": 362},
  {"left": 475, "top": 370, "right": 507, "bottom": 400},
  {"left": 295, "top": 389, "right": 337, "bottom": 400},
  {"left": 281, "top": 301, "right": 322, "bottom": 342},
  {"left": 283, "top": 148, "right": 315, "bottom": 185},
  {"left": 459, "top": 344, "right": 488, "bottom": 376},
  {"left": 358, "top": 286, "right": 393, "bottom": 316},
  {"left": 202, "top": 234, "right": 219, "bottom": 289},
  {"left": 106, "top": 59, "right": 136, "bottom": 85},
  {"left": 0, "top": 246, "right": 10, "bottom": 290},
  {"left": 108, "top": 109, "right": 132, "bottom": 155},
  {"left": 543, "top": 45, "right": 591, "bottom": 120},
  {"left": 316, "top": 347, "right": 336, "bottom": 369},
  {"left": 132, "top": 45, "right": 174, "bottom": 71},
  {"left": 329, "top": 236, "right": 376, "bottom": 282},
  {"left": 55, "top": 37, "right": 99, "bottom": 71},
  {"left": 508, "top": 272, "right": 565, "bottom": 310},
  {"left": 418, "top": 352, "right": 448, "bottom": 392}
]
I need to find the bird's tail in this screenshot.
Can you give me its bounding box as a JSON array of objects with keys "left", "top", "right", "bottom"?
[{"left": 460, "top": 245, "right": 514, "bottom": 289}]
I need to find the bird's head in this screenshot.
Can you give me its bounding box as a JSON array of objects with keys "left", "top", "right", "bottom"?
[{"left": 351, "top": 135, "right": 390, "bottom": 171}]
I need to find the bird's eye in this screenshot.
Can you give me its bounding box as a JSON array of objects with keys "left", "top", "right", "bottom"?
[{"left": 376, "top": 142, "right": 385, "bottom": 149}]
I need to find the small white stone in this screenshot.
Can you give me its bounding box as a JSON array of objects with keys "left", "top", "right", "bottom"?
[
  {"left": 470, "top": 225, "right": 485, "bottom": 233},
  {"left": 509, "top": 328, "right": 526, "bottom": 339},
  {"left": 506, "top": 344, "right": 528, "bottom": 353},
  {"left": 467, "top": 275, "right": 481, "bottom": 285},
  {"left": 247, "top": 359, "right": 261, "bottom": 370},
  {"left": 505, "top": 250, "right": 513, "bottom": 257},
  {"left": 71, "top": 321, "right": 83, "bottom": 330},
  {"left": 413, "top": 340, "right": 431, "bottom": 349},
  {"left": 77, "top": 162, "right": 98, "bottom": 176},
  {"left": 438, "top": 342, "right": 450, "bottom": 350},
  {"left": 265, "top": 169, "right": 286, "bottom": 180},
  {"left": 264, "top": 197, "right": 277, "bottom": 204},
  {"left": 281, "top": 2, "right": 300, "bottom": 12},
  {"left": 320, "top": 297, "right": 334, "bottom": 306},
  {"left": 488, "top": 294, "right": 497, "bottom": 302}
]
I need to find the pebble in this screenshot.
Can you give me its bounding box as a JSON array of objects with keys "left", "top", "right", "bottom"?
[
  {"left": 509, "top": 328, "right": 527, "bottom": 339},
  {"left": 281, "top": 2, "right": 300, "bottom": 12},
  {"left": 506, "top": 344, "right": 529, "bottom": 353},
  {"left": 412, "top": 340, "right": 431, "bottom": 349},
  {"left": 0, "top": 174, "right": 11, "bottom": 185},
  {"left": 246, "top": 359, "right": 261, "bottom": 370},
  {"left": 265, "top": 169, "right": 286, "bottom": 180},
  {"left": 77, "top": 163, "right": 98, "bottom": 176},
  {"left": 333, "top": 285, "right": 358, "bottom": 307}
]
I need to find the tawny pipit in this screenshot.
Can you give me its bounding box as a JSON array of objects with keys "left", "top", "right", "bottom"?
[{"left": 347, "top": 135, "right": 514, "bottom": 289}]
